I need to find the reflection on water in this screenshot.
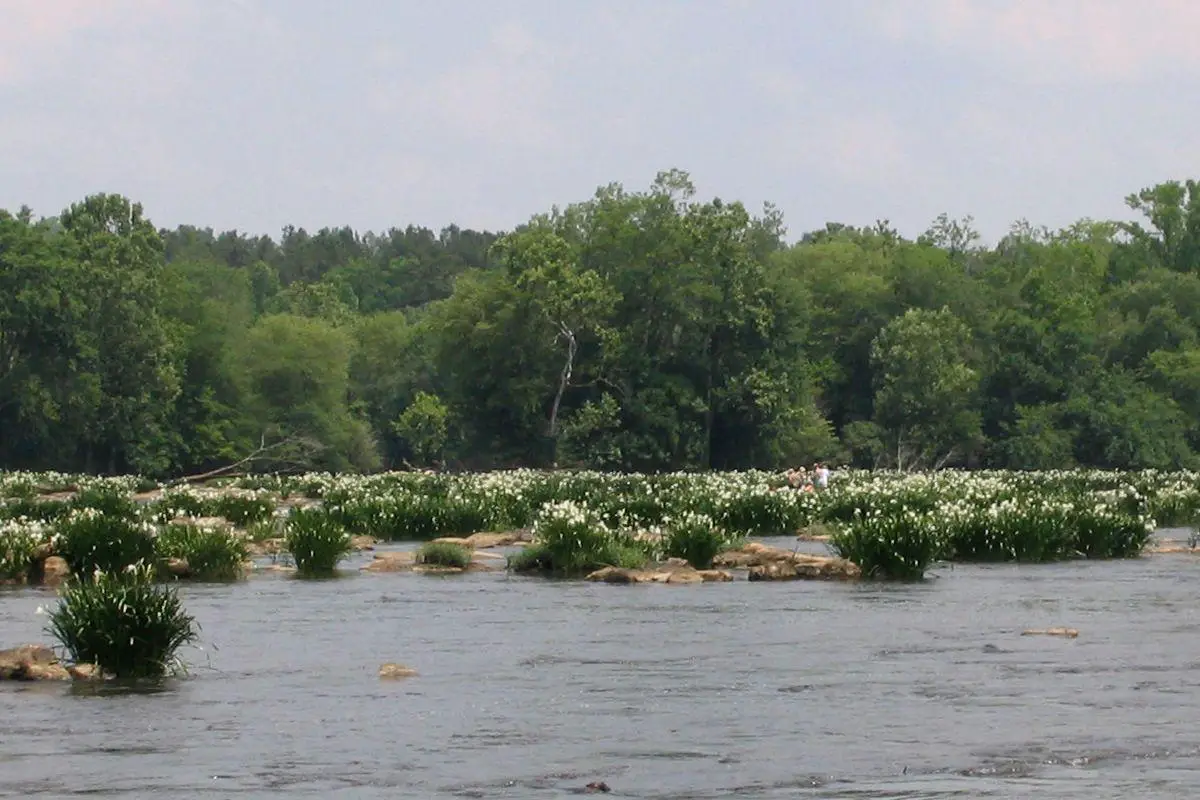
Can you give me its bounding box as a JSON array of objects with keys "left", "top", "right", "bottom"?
[{"left": 2, "top": 535, "right": 1200, "bottom": 798}]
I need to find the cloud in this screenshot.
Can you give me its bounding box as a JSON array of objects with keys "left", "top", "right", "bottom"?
[
  {"left": 0, "top": 0, "right": 180, "bottom": 85},
  {"left": 370, "top": 21, "right": 568, "bottom": 152},
  {"left": 870, "top": 0, "right": 1200, "bottom": 82}
]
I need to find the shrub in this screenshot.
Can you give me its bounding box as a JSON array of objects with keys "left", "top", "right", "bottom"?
[
  {"left": 46, "top": 562, "right": 198, "bottom": 679},
  {"left": 210, "top": 494, "right": 277, "bottom": 527},
  {"left": 55, "top": 509, "right": 157, "bottom": 577},
  {"left": 664, "top": 513, "right": 736, "bottom": 569},
  {"left": 154, "top": 523, "right": 248, "bottom": 581},
  {"left": 415, "top": 541, "right": 472, "bottom": 569},
  {"left": 830, "top": 509, "right": 943, "bottom": 580},
  {"left": 1, "top": 522, "right": 43, "bottom": 582},
  {"left": 509, "top": 501, "right": 649, "bottom": 576},
  {"left": 284, "top": 508, "right": 350, "bottom": 577},
  {"left": 70, "top": 484, "right": 139, "bottom": 519}
]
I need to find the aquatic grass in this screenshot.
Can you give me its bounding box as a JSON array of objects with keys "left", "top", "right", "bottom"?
[
  {"left": 509, "top": 501, "right": 649, "bottom": 576},
  {"left": 284, "top": 508, "right": 351, "bottom": 577},
  {"left": 830, "top": 510, "right": 944, "bottom": 580},
  {"left": 0, "top": 496, "right": 70, "bottom": 524},
  {"left": 69, "top": 484, "right": 140, "bottom": 519},
  {"left": 46, "top": 562, "right": 198, "bottom": 679},
  {"left": 663, "top": 512, "right": 737, "bottom": 570},
  {"left": 55, "top": 509, "right": 158, "bottom": 577},
  {"left": 0, "top": 523, "right": 43, "bottom": 582},
  {"left": 209, "top": 494, "right": 277, "bottom": 527},
  {"left": 154, "top": 523, "right": 248, "bottom": 581},
  {"left": 415, "top": 541, "right": 472, "bottom": 569}
]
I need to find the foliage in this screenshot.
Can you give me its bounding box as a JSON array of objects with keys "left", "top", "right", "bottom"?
[
  {"left": 154, "top": 523, "right": 248, "bottom": 581},
  {"left": 283, "top": 507, "right": 350, "bottom": 577},
  {"left": 11, "top": 175, "right": 1200, "bottom": 473},
  {"left": 46, "top": 562, "right": 198, "bottom": 679},
  {"left": 415, "top": 540, "right": 472, "bottom": 569},
  {"left": 830, "top": 509, "right": 944, "bottom": 580},
  {"left": 55, "top": 509, "right": 157, "bottom": 577},
  {"left": 663, "top": 512, "right": 737, "bottom": 569},
  {"left": 391, "top": 391, "right": 449, "bottom": 467},
  {"left": 0, "top": 521, "right": 42, "bottom": 581},
  {"left": 509, "top": 501, "right": 651, "bottom": 577}
]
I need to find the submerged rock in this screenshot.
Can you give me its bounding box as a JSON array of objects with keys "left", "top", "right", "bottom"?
[
  {"left": 1021, "top": 627, "right": 1079, "bottom": 638},
  {"left": 715, "top": 542, "right": 860, "bottom": 580},
  {"left": 362, "top": 552, "right": 417, "bottom": 573},
  {"left": 362, "top": 550, "right": 497, "bottom": 574},
  {"left": 350, "top": 535, "right": 378, "bottom": 552},
  {"left": 378, "top": 663, "right": 418, "bottom": 679}
]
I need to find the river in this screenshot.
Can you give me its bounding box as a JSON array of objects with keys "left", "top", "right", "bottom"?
[{"left": 2, "top": 532, "right": 1199, "bottom": 798}]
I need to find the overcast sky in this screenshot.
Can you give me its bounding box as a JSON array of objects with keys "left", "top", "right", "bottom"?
[{"left": 3, "top": 0, "right": 1198, "bottom": 244}]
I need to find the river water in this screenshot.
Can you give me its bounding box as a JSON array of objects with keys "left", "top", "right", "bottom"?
[{"left": 3, "top": 533, "right": 1200, "bottom": 799}]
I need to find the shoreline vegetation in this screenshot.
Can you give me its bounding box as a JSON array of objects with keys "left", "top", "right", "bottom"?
[{"left": 2, "top": 466, "right": 1196, "bottom": 682}]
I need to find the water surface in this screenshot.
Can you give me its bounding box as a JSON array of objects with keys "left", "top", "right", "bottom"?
[{"left": 3, "top": 534, "right": 1200, "bottom": 798}]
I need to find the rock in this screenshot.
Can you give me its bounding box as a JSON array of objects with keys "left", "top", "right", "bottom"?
[
  {"left": 40, "top": 556, "right": 70, "bottom": 587},
  {"left": 165, "top": 558, "right": 191, "bottom": 578},
  {"left": 1148, "top": 543, "right": 1199, "bottom": 554},
  {"left": 412, "top": 565, "right": 465, "bottom": 575},
  {"left": 378, "top": 663, "right": 418, "bottom": 679},
  {"left": 1022, "top": 627, "right": 1079, "bottom": 638},
  {"left": 431, "top": 530, "right": 531, "bottom": 550},
  {"left": 361, "top": 551, "right": 417, "bottom": 573},
  {"left": 585, "top": 561, "right": 734, "bottom": 585},
  {"left": 350, "top": 535, "right": 378, "bottom": 552},
  {"left": 583, "top": 781, "right": 611, "bottom": 793},
  {"left": 245, "top": 538, "right": 286, "bottom": 556},
  {"left": 0, "top": 644, "right": 70, "bottom": 681},
  {"left": 169, "top": 516, "right": 230, "bottom": 530},
  {"left": 67, "top": 663, "right": 101, "bottom": 681},
  {"left": 716, "top": 543, "right": 860, "bottom": 580},
  {"left": 697, "top": 569, "right": 734, "bottom": 582}
]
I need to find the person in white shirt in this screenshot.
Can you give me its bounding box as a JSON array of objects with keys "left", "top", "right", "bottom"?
[{"left": 814, "top": 462, "right": 830, "bottom": 489}]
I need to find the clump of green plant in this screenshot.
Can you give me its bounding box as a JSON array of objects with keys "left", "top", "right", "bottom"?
[
  {"left": 508, "top": 501, "right": 649, "bottom": 577},
  {"left": 664, "top": 513, "right": 738, "bottom": 569},
  {"left": 154, "top": 523, "right": 248, "bottom": 581},
  {"left": 284, "top": 508, "right": 350, "bottom": 577},
  {"left": 69, "top": 484, "right": 139, "bottom": 519},
  {"left": 0, "top": 496, "right": 69, "bottom": 524},
  {"left": 830, "top": 510, "right": 943, "bottom": 580},
  {"left": 55, "top": 509, "right": 157, "bottom": 577},
  {"left": 415, "top": 541, "right": 472, "bottom": 569},
  {"left": 46, "top": 562, "right": 198, "bottom": 679},
  {"left": 1, "top": 523, "right": 43, "bottom": 582},
  {"left": 210, "top": 494, "right": 277, "bottom": 527}
]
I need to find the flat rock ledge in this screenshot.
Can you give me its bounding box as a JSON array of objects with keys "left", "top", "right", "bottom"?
[
  {"left": 586, "top": 559, "right": 733, "bottom": 584},
  {"left": 360, "top": 550, "right": 499, "bottom": 574},
  {"left": 0, "top": 645, "right": 102, "bottom": 682},
  {"left": 713, "top": 542, "right": 861, "bottom": 580},
  {"left": 430, "top": 530, "right": 532, "bottom": 549}
]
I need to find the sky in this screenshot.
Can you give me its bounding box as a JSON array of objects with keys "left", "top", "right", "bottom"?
[{"left": 2, "top": 0, "right": 1199, "bottom": 245}]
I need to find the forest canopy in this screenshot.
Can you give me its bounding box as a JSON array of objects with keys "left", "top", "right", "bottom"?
[{"left": 3, "top": 171, "right": 1200, "bottom": 478}]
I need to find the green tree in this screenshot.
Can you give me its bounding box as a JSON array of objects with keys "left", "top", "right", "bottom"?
[{"left": 870, "top": 307, "right": 982, "bottom": 469}]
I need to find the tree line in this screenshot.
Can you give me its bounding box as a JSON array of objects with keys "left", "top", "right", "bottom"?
[{"left": 3, "top": 169, "right": 1200, "bottom": 477}]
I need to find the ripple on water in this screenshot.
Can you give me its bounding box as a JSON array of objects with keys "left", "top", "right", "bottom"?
[{"left": 3, "top": 548, "right": 1200, "bottom": 798}]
